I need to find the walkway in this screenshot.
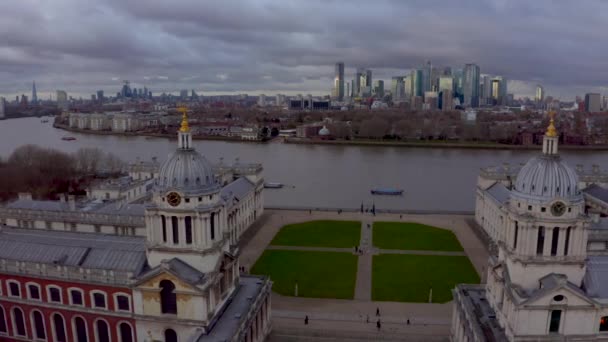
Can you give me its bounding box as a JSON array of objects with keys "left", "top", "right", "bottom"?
[
  {"left": 354, "top": 220, "right": 373, "bottom": 300},
  {"left": 267, "top": 245, "right": 466, "bottom": 257}
]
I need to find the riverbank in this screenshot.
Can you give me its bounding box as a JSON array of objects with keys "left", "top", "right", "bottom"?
[
  {"left": 53, "top": 123, "right": 269, "bottom": 143},
  {"left": 285, "top": 137, "right": 608, "bottom": 151}
]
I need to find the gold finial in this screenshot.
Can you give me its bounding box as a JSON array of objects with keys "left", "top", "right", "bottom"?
[
  {"left": 546, "top": 111, "right": 558, "bottom": 137},
  {"left": 178, "top": 106, "right": 190, "bottom": 132}
]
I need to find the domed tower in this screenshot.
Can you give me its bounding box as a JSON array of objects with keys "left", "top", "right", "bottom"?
[{"left": 144, "top": 107, "right": 227, "bottom": 272}]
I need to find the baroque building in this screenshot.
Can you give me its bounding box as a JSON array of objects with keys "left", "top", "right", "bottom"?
[
  {"left": 452, "top": 114, "right": 608, "bottom": 341},
  {"left": 0, "top": 109, "right": 271, "bottom": 342}
]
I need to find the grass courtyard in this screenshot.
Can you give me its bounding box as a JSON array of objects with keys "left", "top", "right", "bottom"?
[
  {"left": 373, "top": 221, "right": 463, "bottom": 251},
  {"left": 251, "top": 250, "right": 358, "bottom": 299},
  {"left": 270, "top": 220, "right": 361, "bottom": 248},
  {"left": 372, "top": 254, "right": 480, "bottom": 303}
]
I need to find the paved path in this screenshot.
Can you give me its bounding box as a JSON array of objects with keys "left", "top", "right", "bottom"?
[
  {"left": 266, "top": 245, "right": 465, "bottom": 256},
  {"left": 354, "top": 220, "right": 373, "bottom": 300}
]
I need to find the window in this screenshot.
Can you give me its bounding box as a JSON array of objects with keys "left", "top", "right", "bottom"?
[
  {"left": 185, "top": 216, "right": 193, "bottom": 244},
  {"left": 564, "top": 227, "right": 571, "bottom": 256},
  {"left": 549, "top": 310, "right": 561, "bottom": 333},
  {"left": 73, "top": 317, "right": 88, "bottom": 342},
  {"left": 161, "top": 215, "right": 167, "bottom": 243},
  {"left": 8, "top": 280, "right": 20, "bottom": 297},
  {"left": 0, "top": 306, "right": 5, "bottom": 334},
  {"left": 28, "top": 283, "right": 41, "bottom": 300},
  {"left": 53, "top": 314, "right": 67, "bottom": 342},
  {"left": 210, "top": 212, "right": 216, "bottom": 240},
  {"left": 96, "top": 319, "right": 110, "bottom": 342},
  {"left": 115, "top": 294, "right": 131, "bottom": 312},
  {"left": 600, "top": 316, "right": 608, "bottom": 332},
  {"left": 536, "top": 226, "right": 545, "bottom": 255},
  {"left": 171, "top": 216, "right": 179, "bottom": 244},
  {"left": 165, "top": 329, "right": 178, "bottom": 342},
  {"left": 160, "top": 280, "right": 177, "bottom": 314},
  {"left": 185, "top": 198, "right": 190, "bottom": 203},
  {"left": 12, "top": 307, "right": 26, "bottom": 337},
  {"left": 551, "top": 227, "right": 559, "bottom": 256},
  {"left": 70, "top": 289, "right": 84, "bottom": 306},
  {"left": 541, "top": 207, "right": 546, "bottom": 212},
  {"left": 118, "top": 322, "right": 133, "bottom": 342},
  {"left": 92, "top": 291, "right": 107, "bottom": 309},
  {"left": 48, "top": 286, "right": 62, "bottom": 303},
  {"left": 513, "top": 221, "right": 519, "bottom": 250},
  {"left": 31, "top": 310, "right": 46, "bottom": 340},
  {"left": 528, "top": 205, "right": 532, "bottom": 211}
]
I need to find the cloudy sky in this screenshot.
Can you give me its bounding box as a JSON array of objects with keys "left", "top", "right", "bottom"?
[{"left": 1, "top": 0, "right": 607, "bottom": 100}]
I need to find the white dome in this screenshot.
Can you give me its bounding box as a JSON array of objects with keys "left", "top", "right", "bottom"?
[
  {"left": 156, "top": 149, "right": 220, "bottom": 195},
  {"left": 319, "top": 126, "right": 330, "bottom": 136},
  {"left": 511, "top": 155, "right": 581, "bottom": 202}
]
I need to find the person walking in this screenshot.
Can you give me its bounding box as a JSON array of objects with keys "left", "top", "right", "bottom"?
[
  {"left": 376, "top": 319, "right": 381, "bottom": 331},
  {"left": 366, "top": 314, "right": 369, "bottom": 323},
  {"left": 304, "top": 315, "right": 309, "bottom": 325},
  {"left": 376, "top": 307, "right": 380, "bottom": 316}
]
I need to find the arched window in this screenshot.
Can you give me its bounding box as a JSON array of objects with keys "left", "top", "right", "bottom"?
[
  {"left": 165, "top": 329, "right": 178, "bottom": 342},
  {"left": 118, "top": 322, "right": 133, "bottom": 342},
  {"left": 600, "top": 316, "right": 608, "bottom": 332},
  {"left": 96, "top": 319, "right": 110, "bottom": 342},
  {"left": 160, "top": 280, "right": 177, "bottom": 314},
  {"left": 73, "top": 317, "right": 88, "bottom": 342},
  {"left": 171, "top": 216, "right": 179, "bottom": 244},
  {"left": 210, "top": 212, "right": 216, "bottom": 240},
  {"left": 53, "top": 313, "right": 67, "bottom": 342},
  {"left": 550, "top": 227, "right": 559, "bottom": 256},
  {"left": 31, "top": 310, "right": 46, "bottom": 340},
  {"left": 161, "top": 215, "right": 167, "bottom": 242},
  {"left": 12, "top": 307, "right": 26, "bottom": 337},
  {"left": 564, "top": 227, "right": 571, "bottom": 256},
  {"left": 549, "top": 310, "right": 561, "bottom": 333},
  {"left": 185, "top": 216, "right": 193, "bottom": 244},
  {"left": 0, "top": 305, "right": 6, "bottom": 334}
]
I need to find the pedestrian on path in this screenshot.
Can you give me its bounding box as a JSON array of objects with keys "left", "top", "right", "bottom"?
[
  {"left": 407, "top": 318, "right": 410, "bottom": 325},
  {"left": 376, "top": 319, "right": 381, "bottom": 331},
  {"left": 366, "top": 315, "right": 369, "bottom": 323},
  {"left": 376, "top": 307, "right": 380, "bottom": 316},
  {"left": 304, "top": 315, "right": 309, "bottom": 325}
]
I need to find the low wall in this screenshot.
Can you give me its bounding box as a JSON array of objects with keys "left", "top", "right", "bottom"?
[{"left": 265, "top": 206, "right": 474, "bottom": 216}]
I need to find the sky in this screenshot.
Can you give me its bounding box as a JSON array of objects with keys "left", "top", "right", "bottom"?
[{"left": 1, "top": 0, "right": 607, "bottom": 100}]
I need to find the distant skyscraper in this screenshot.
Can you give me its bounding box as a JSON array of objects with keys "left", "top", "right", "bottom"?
[
  {"left": 345, "top": 82, "right": 350, "bottom": 99},
  {"left": 31, "top": 81, "right": 38, "bottom": 105},
  {"left": 56, "top": 90, "right": 68, "bottom": 111},
  {"left": 481, "top": 75, "right": 492, "bottom": 105},
  {"left": 0, "top": 97, "right": 5, "bottom": 119},
  {"left": 535, "top": 85, "right": 544, "bottom": 103},
  {"left": 121, "top": 81, "right": 132, "bottom": 98},
  {"left": 258, "top": 94, "right": 266, "bottom": 107},
  {"left": 441, "top": 90, "right": 453, "bottom": 111},
  {"left": 357, "top": 69, "right": 372, "bottom": 96},
  {"left": 585, "top": 93, "right": 601, "bottom": 113},
  {"left": 180, "top": 89, "right": 188, "bottom": 99},
  {"left": 443, "top": 67, "right": 452, "bottom": 76},
  {"left": 410, "top": 69, "right": 424, "bottom": 98},
  {"left": 491, "top": 79, "right": 500, "bottom": 104},
  {"left": 354, "top": 68, "right": 363, "bottom": 97},
  {"left": 333, "top": 62, "right": 345, "bottom": 100},
  {"left": 373, "top": 80, "right": 384, "bottom": 98},
  {"left": 97, "top": 90, "right": 104, "bottom": 103},
  {"left": 463, "top": 64, "right": 480, "bottom": 108},
  {"left": 424, "top": 60, "right": 432, "bottom": 92},
  {"left": 391, "top": 77, "right": 406, "bottom": 101},
  {"left": 438, "top": 76, "right": 454, "bottom": 93},
  {"left": 350, "top": 79, "right": 355, "bottom": 97}
]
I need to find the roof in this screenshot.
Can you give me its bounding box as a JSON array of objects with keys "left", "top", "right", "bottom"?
[
  {"left": 485, "top": 182, "right": 510, "bottom": 205},
  {"left": 584, "top": 184, "right": 608, "bottom": 204},
  {"left": 135, "top": 258, "right": 206, "bottom": 287},
  {"left": 512, "top": 155, "right": 581, "bottom": 202},
  {"left": 584, "top": 256, "right": 608, "bottom": 298},
  {"left": 220, "top": 177, "right": 254, "bottom": 202},
  {"left": 6, "top": 199, "right": 70, "bottom": 211},
  {"left": 0, "top": 227, "right": 146, "bottom": 273},
  {"left": 93, "top": 202, "right": 146, "bottom": 216},
  {"left": 197, "top": 276, "right": 267, "bottom": 342},
  {"left": 520, "top": 273, "right": 592, "bottom": 305}
]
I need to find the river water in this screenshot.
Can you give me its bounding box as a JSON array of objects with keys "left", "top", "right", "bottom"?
[{"left": 1, "top": 117, "right": 607, "bottom": 212}]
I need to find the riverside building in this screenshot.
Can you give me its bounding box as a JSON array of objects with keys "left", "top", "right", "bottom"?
[
  {"left": 0, "top": 109, "right": 271, "bottom": 342},
  {"left": 453, "top": 113, "right": 608, "bottom": 341}
]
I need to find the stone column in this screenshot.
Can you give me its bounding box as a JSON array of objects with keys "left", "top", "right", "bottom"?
[{"left": 556, "top": 226, "right": 566, "bottom": 257}]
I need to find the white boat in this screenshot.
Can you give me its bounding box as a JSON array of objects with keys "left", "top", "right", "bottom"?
[{"left": 264, "top": 182, "right": 284, "bottom": 189}]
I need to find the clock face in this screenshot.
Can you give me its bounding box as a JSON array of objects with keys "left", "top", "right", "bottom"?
[
  {"left": 551, "top": 201, "right": 566, "bottom": 217},
  {"left": 167, "top": 192, "right": 181, "bottom": 207}
]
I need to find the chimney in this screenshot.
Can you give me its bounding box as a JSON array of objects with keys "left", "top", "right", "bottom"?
[
  {"left": 68, "top": 195, "right": 76, "bottom": 211},
  {"left": 18, "top": 192, "right": 32, "bottom": 200}
]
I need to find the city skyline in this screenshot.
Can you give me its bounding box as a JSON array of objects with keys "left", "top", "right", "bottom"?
[{"left": 1, "top": 1, "right": 608, "bottom": 100}]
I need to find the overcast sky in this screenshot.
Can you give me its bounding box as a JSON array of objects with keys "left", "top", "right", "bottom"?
[{"left": 1, "top": 0, "right": 607, "bottom": 100}]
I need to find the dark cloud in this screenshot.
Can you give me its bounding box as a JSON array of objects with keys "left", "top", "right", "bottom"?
[{"left": 0, "top": 0, "right": 607, "bottom": 99}]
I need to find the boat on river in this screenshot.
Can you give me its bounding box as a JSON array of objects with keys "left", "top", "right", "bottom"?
[
  {"left": 264, "top": 182, "right": 284, "bottom": 189},
  {"left": 61, "top": 136, "right": 76, "bottom": 141},
  {"left": 371, "top": 188, "right": 404, "bottom": 196}
]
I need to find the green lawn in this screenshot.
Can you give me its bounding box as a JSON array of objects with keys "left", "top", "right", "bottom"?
[
  {"left": 372, "top": 254, "right": 480, "bottom": 303},
  {"left": 251, "top": 250, "right": 358, "bottom": 299},
  {"left": 373, "top": 222, "right": 463, "bottom": 251},
  {"left": 270, "top": 220, "right": 361, "bottom": 248}
]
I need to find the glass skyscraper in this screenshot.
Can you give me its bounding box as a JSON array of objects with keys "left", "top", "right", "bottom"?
[
  {"left": 463, "top": 64, "right": 480, "bottom": 108},
  {"left": 333, "top": 62, "right": 345, "bottom": 100}
]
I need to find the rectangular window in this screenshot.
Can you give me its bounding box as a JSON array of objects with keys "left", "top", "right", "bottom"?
[
  {"left": 161, "top": 215, "right": 167, "bottom": 242},
  {"left": 564, "top": 227, "right": 571, "bottom": 256},
  {"left": 171, "top": 216, "right": 179, "bottom": 244},
  {"left": 28, "top": 285, "right": 40, "bottom": 300},
  {"left": 513, "top": 221, "right": 519, "bottom": 250},
  {"left": 549, "top": 310, "right": 561, "bottom": 332},
  {"left": 70, "top": 290, "right": 83, "bottom": 306},
  {"left": 9, "top": 282, "right": 20, "bottom": 297},
  {"left": 93, "top": 293, "right": 106, "bottom": 308},
  {"left": 49, "top": 287, "right": 62, "bottom": 303},
  {"left": 117, "top": 295, "right": 130, "bottom": 311},
  {"left": 537, "top": 226, "right": 545, "bottom": 255},
  {"left": 210, "top": 212, "right": 215, "bottom": 240},
  {"left": 551, "top": 228, "right": 559, "bottom": 256},
  {"left": 185, "top": 216, "right": 193, "bottom": 244}
]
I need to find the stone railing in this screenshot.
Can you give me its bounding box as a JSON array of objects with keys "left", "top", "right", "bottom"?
[
  {"left": 0, "top": 207, "right": 145, "bottom": 227},
  {"left": 0, "top": 259, "right": 134, "bottom": 286}
]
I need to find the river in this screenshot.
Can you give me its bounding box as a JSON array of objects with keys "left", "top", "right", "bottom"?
[{"left": 1, "top": 117, "right": 607, "bottom": 212}]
